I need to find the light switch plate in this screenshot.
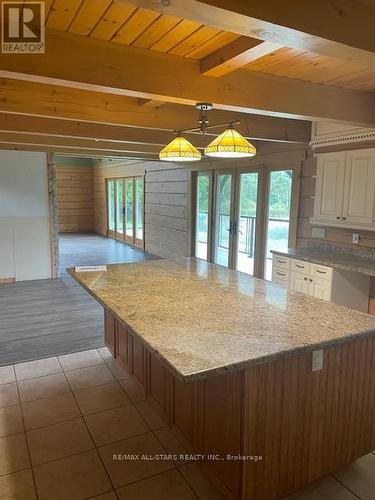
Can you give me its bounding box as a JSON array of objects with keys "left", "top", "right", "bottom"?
[
  {"left": 312, "top": 227, "right": 326, "bottom": 239},
  {"left": 352, "top": 233, "right": 360, "bottom": 244},
  {"left": 312, "top": 349, "right": 324, "bottom": 372}
]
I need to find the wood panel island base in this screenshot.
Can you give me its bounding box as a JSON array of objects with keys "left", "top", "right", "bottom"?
[{"left": 69, "top": 260, "right": 375, "bottom": 500}]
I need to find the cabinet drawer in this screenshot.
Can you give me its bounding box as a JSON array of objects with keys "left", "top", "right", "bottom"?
[
  {"left": 272, "top": 254, "right": 290, "bottom": 270},
  {"left": 310, "top": 263, "right": 333, "bottom": 281},
  {"left": 272, "top": 266, "right": 290, "bottom": 286},
  {"left": 291, "top": 259, "right": 310, "bottom": 274}
]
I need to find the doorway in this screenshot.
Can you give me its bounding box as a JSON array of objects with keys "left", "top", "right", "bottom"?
[
  {"left": 193, "top": 167, "right": 297, "bottom": 279},
  {"left": 106, "top": 176, "right": 144, "bottom": 249}
]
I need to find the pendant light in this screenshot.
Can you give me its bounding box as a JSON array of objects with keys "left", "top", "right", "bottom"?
[
  {"left": 159, "top": 134, "right": 201, "bottom": 162},
  {"left": 204, "top": 125, "right": 256, "bottom": 158}
]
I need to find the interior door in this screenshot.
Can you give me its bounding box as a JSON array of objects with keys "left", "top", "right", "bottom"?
[{"left": 213, "top": 172, "right": 234, "bottom": 268}]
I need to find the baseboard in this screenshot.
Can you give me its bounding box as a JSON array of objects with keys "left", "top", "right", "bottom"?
[{"left": 0, "top": 277, "right": 15, "bottom": 284}]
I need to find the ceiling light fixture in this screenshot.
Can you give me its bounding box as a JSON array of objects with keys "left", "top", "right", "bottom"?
[
  {"left": 204, "top": 124, "right": 257, "bottom": 158},
  {"left": 159, "top": 134, "right": 201, "bottom": 162},
  {"left": 158, "top": 103, "right": 256, "bottom": 161}
]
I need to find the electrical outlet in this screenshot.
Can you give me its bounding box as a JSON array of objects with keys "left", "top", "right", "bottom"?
[
  {"left": 352, "top": 233, "right": 360, "bottom": 244},
  {"left": 312, "top": 349, "right": 324, "bottom": 372},
  {"left": 312, "top": 227, "right": 326, "bottom": 239}
]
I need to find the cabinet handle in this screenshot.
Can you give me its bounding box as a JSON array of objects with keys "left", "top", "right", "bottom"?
[
  {"left": 296, "top": 264, "right": 305, "bottom": 269},
  {"left": 316, "top": 269, "right": 326, "bottom": 274},
  {"left": 336, "top": 216, "right": 340, "bottom": 219},
  {"left": 304, "top": 277, "right": 308, "bottom": 281},
  {"left": 277, "top": 272, "right": 286, "bottom": 276},
  {"left": 309, "top": 279, "right": 313, "bottom": 282},
  {"left": 277, "top": 259, "right": 286, "bottom": 264},
  {"left": 342, "top": 217, "right": 346, "bottom": 220}
]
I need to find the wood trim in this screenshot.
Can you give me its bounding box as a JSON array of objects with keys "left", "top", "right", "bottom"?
[
  {"left": 0, "top": 277, "right": 15, "bottom": 284},
  {"left": 47, "top": 154, "right": 59, "bottom": 278}
]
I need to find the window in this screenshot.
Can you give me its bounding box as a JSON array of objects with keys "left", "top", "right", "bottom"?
[{"left": 106, "top": 176, "right": 144, "bottom": 249}]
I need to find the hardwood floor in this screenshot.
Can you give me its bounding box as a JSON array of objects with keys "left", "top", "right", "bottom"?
[{"left": 0, "top": 233, "right": 157, "bottom": 366}]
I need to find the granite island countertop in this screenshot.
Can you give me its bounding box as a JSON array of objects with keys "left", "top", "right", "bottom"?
[
  {"left": 68, "top": 259, "right": 375, "bottom": 382},
  {"left": 271, "top": 245, "right": 375, "bottom": 276}
]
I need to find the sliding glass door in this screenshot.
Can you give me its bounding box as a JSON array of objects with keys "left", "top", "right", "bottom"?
[
  {"left": 106, "top": 176, "right": 144, "bottom": 249},
  {"left": 193, "top": 167, "right": 296, "bottom": 279}
]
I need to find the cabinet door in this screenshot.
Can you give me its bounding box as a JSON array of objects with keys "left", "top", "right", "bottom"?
[
  {"left": 314, "top": 152, "right": 346, "bottom": 222},
  {"left": 308, "top": 278, "right": 331, "bottom": 301},
  {"left": 343, "top": 149, "right": 375, "bottom": 225},
  {"left": 289, "top": 271, "right": 309, "bottom": 294}
]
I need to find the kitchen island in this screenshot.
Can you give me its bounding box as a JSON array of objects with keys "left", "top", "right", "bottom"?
[{"left": 69, "top": 259, "right": 375, "bottom": 499}]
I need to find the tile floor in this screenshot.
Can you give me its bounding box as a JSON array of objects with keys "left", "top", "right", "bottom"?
[{"left": 0, "top": 348, "right": 374, "bottom": 499}]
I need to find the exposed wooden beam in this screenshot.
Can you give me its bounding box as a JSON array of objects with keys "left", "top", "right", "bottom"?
[
  {"left": 0, "top": 131, "right": 162, "bottom": 155},
  {"left": 138, "top": 98, "right": 164, "bottom": 109},
  {"left": 125, "top": 0, "right": 375, "bottom": 67},
  {"left": 0, "top": 143, "right": 157, "bottom": 159},
  {"left": 201, "top": 37, "right": 282, "bottom": 77},
  {"left": 0, "top": 81, "right": 311, "bottom": 144},
  {"left": 0, "top": 31, "right": 373, "bottom": 125}
]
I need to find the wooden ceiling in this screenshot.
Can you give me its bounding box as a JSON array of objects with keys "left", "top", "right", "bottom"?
[
  {"left": 1, "top": 0, "right": 375, "bottom": 159},
  {"left": 44, "top": 0, "right": 239, "bottom": 59},
  {"left": 41, "top": 0, "right": 375, "bottom": 93}
]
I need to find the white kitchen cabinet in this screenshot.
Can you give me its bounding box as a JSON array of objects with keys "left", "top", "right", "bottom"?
[
  {"left": 290, "top": 270, "right": 309, "bottom": 294},
  {"left": 308, "top": 277, "right": 331, "bottom": 301},
  {"left": 311, "top": 148, "right": 375, "bottom": 230},
  {"left": 271, "top": 254, "right": 370, "bottom": 313},
  {"left": 313, "top": 151, "right": 346, "bottom": 224},
  {"left": 343, "top": 149, "right": 375, "bottom": 225}
]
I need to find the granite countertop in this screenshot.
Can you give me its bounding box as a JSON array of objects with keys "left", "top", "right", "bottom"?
[
  {"left": 271, "top": 245, "right": 375, "bottom": 276},
  {"left": 68, "top": 259, "right": 375, "bottom": 382}
]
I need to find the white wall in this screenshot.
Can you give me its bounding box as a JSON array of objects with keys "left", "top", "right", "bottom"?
[{"left": 0, "top": 151, "right": 52, "bottom": 281}]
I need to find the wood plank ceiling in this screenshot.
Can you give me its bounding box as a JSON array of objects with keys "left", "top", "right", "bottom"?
[{"left": 43, "top": 0, "right": 375, "bottom": 93}]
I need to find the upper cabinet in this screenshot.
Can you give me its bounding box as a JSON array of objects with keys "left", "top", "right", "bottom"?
[{"left": 311, "top": 148, "right": 375, "bottom": 230}]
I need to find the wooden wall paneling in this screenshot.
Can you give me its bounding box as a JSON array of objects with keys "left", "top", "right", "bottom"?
[
  {"left": 116, "top": 321, "right": 129, "bottom": 368},
  {"left": 147, "top": 354, "right": 172, "bottom": 422},
  {"left": 129, "top": 331, "right": 147, "bottom": 388},
  {"left": 104, "top": 309, "right": 116, "bottom": 357},
  {"left": 55, "top": 165, "right": 94, "bottom": 232},
  {"left": 171, "top": 377, "right": 198, "bottom": 449},
  {"left": 198, "top": 371, "right": 244, "bottom": 498},
  {"left": 242, "top": 338, "right": 375, "bottom": 499}
]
